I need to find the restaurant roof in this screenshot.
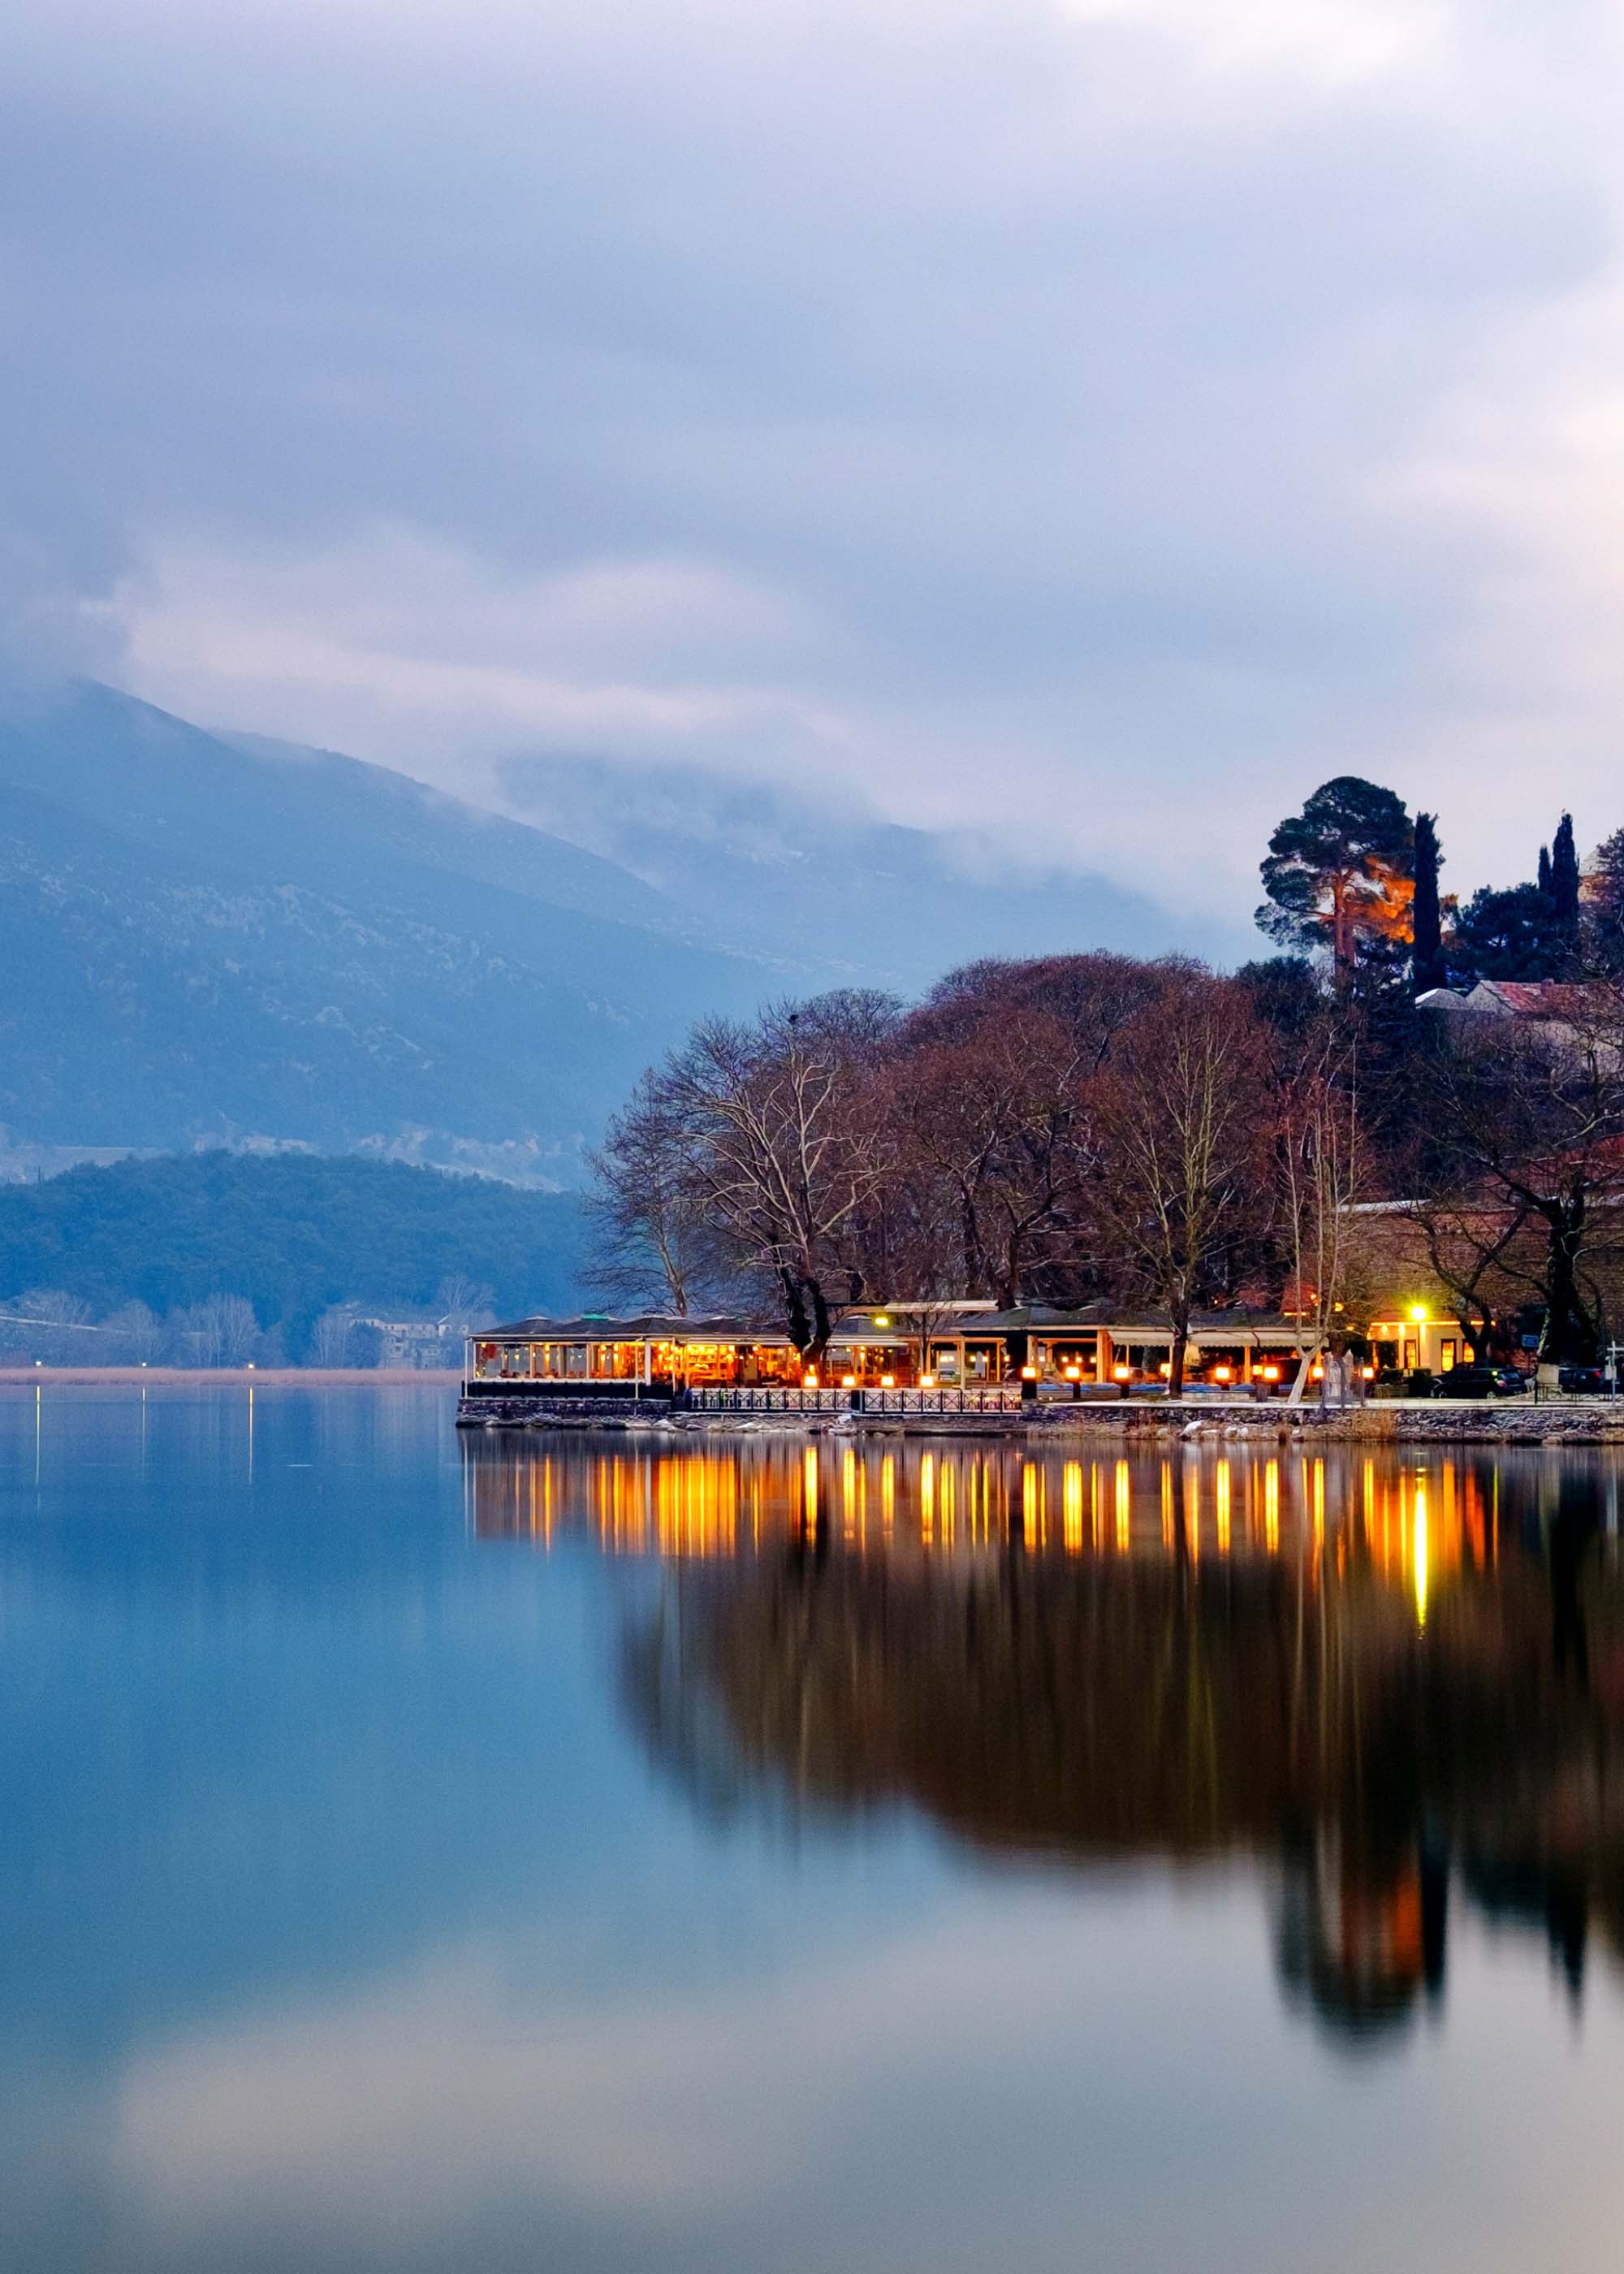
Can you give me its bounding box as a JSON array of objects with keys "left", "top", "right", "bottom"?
[
  {"left": 482, "top": 1305, "right": 1312, "bottom": 1347},
  {"left": 482, "top": 1313, "right": 784, "bottom": 1343}
]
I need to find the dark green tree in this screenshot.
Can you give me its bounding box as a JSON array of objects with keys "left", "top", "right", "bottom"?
[
  {"left": 1537, "top": 843, "right": 1553, "bottom": 897},
  {"left": 1589, "top": 826, "right": 1624, "bottom": 972},
  {"left": 1451, "top": 883, "right": 1571, "bottom": 982},
  {"left": 1257, "top": 778, "right": 1414, "bottom": 976},
  {"left": 1411, "top": 812, "right": 1446, "bottom": 992},
  {"left": 1551, "top": 811, "right": 1581, "bottom": 949}
]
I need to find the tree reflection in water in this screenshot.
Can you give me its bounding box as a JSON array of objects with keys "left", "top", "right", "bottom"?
[{"left": 464, "top": 1433, "right": 1624, "bottom": 2046}]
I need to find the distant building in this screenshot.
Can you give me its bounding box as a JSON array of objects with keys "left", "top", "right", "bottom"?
[
  {"left": 1415, "top": 979, "right": 1618, "bottom": 1044},
  {"left": 356, "top": 1316, "right": 464, "bottom": 1368}
]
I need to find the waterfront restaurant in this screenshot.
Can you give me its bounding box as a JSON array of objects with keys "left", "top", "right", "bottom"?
[{"left": 465, "top": 1301, "right": 1321, "bottom": 1397}]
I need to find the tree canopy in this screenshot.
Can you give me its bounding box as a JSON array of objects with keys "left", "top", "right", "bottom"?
[{"left": 1257, "top": 777, "right": 1414, "bottom": 975}]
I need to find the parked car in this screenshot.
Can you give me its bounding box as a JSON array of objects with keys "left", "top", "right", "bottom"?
[
  {"left": 1558, "top": 1365, "right": 1607, "bottom": 1395},
  {"left": 1440, "top": 1365, "right": 1496, "bottom": 1399},
  {"left": 1490, "top": 1366, "right": 1529, "bottom": 1396}
]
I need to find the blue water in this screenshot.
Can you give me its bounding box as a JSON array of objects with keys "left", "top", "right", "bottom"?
[{"left": 4, "top": 1384, "right": 1624, "bottom": 2272}]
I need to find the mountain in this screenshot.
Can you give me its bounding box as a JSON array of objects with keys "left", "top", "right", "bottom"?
[
  {"left": 498, "top": 751, "right": 1247, "bottom": 992},
  {"left": 0, "top": 683, "right": 765, "bottom": 1175},
  {"left": 0, "top": 681, "right": 1233, "bottom": 1176}
]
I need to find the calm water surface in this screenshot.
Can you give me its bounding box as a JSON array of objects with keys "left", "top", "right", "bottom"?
[{"left": 4, "top": 1384, "right": 1624, "bottom": 2272}]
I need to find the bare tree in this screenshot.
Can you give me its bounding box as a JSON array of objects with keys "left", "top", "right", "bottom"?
[
  {"left": 586, "top": 1071, "right": 722, "bottom": 1316},
  {"left": 1417, "top": 992, "right": 1624, "bottom": 1374},
  {"left": 309, "top": 1305, "right": 360, "bottom": 1368},
  {"left": 7, "top": 1288, "right": 97, "bottom": 1364},
  {"left": 434, "top": 1274, "right": 497, "bottom": 1331},
  {"left": 655, "top": 992, "right": 899, "bottom": 1363},
  {"left": 102, "top": 1299, "right": 166, "bottom": 1364},
  {"left": 1274, "top": 1023, "right": 1363, "bottom": 1402},
  {"left": 175, "top": 1293, "right": 258, "bottom": 1368},
  {"left": 885, "top": 955, "right": 1167, "bottom": 1305},
  {"left": 1091, "top": 976, "right": 1273, "bottom": 1394}
]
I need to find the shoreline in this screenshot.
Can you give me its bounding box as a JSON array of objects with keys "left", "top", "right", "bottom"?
[
  {"left": 0, "top": 1367, "right": 460, "bottom": 1386},
  {"left": 462, "top": 1398, "right": 1624, "bottom": 1448},
  {"left": 8, "top": 1372, "right": 1621, "bottom": 1446}
]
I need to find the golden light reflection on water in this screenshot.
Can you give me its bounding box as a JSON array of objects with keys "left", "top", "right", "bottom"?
[{"left": 464, "top": 1434, "right": 1526, "bottom": 1616}]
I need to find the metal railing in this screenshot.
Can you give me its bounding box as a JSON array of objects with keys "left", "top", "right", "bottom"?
[{"left": 685, "top": 1384, "right": 1027, "bottom": 1416}]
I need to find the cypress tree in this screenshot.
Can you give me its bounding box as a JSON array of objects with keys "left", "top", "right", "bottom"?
[
  {"left": 1411, "top": 811, "right": 1446, "bottom": 992},
  {"left": 1552, "top": 811, "right": 1581, "bottom": 943},
  {"left": 1537, "top": 843, "right": 1553, "bottom": 897}
]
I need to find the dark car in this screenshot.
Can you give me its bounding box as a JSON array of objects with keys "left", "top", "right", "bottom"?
[
  {"left": 1558, "top": 1365, "right": 1606, "bottom": 1395},
  {"left": 1440, "top": 1365, "right": 1496, "bottom": 1399},
  {"left": 1491, "top": 1367, "right": 1529, "bottom": 1396}
]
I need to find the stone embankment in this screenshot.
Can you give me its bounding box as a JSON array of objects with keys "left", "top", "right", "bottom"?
[{"left": 458, "top": 1390, "right": 1624, "bottom": 1445}]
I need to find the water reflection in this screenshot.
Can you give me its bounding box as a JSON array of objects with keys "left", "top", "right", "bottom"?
[{"left": 468, "top": 1433, "right": 1624, "bottom": 2043}]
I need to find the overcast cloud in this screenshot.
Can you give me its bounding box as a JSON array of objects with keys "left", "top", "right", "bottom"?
[{"left": 5, "top": 0, "right": 1624, "bottom": 922}]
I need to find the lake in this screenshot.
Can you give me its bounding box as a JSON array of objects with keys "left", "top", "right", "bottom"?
[{"left": 4, "top": 1382, "right": 1624, "bottom": 2273}]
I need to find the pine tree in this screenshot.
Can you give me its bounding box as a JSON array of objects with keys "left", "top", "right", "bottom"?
[
  {"left": 1411, "top": 811, "right": 1446, "bottom": 992},
  {"left": 1551, "top": 811, "right": 1580, "bottom": 948},
  {"left": 1257, "top": 778, "right": 1414, "bottom": 975}
]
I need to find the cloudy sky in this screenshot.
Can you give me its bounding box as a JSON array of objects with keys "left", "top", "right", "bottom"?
[{"left": 5, "top": 0, "right": 1624, "bottom": 924}]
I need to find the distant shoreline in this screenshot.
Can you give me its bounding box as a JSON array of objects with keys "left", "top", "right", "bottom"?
[{"left": 0, "top": 1368, "right": 461, "bottom": 1386}]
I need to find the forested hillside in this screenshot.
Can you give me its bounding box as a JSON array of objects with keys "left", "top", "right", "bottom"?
[{"left": 0, "top": 1152, "right": 583, "bottom": 1363}]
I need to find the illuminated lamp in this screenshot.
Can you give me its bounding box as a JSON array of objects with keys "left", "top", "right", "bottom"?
[
  {"left": 1311, "top": 1362, "right": 1324, "bottom": 1380},
  {"left": 1214, "top": 1364, "right": 1232, "bottom": 1382},
  {"left": 920, "top": 1373, "right": 936, "bottom": 1388},
  {"left": 1064, "top": 1364, "right": 1082, "bottom": 1380},
  {"left": 872, "top": 1314, "right": 891, "bottom": 1328},
  {"left": 802, "top": 1372, "right": 818, "bottom": 1389},
  {"left": 1262, "top": 1364, "right": 1281, "bottom": 1382},
  {"left": 880, "top": 1373, "right": 895, "bottom": 1388},
  {"left": 1363, "top": 1364, "right": 1376, "bottom": 1380},
  {"left": 1409, "top": 1303, "right": 1427, "bottom": 1324},
  {"left": 842, "top": 1374, "right": 857, "bottom": 1389},
  {"left": 1159, "top": 1361, "right": 1172, "bottom": 1378},
  {"left": 1021, "top": 1364, "right": 1038, "bottom": 1381},
  {"left": 1113, "top": 1363, "right": 1131, "bottom": 1381}
]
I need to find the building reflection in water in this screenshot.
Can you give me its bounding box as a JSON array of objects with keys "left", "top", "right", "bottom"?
[{"left": 463, "top": 1432, "right": 1624, "bottom": 2045}]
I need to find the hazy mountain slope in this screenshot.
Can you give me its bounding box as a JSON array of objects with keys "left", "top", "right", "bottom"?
[
  {"left": 0, "top": 685, "right": 765, "bottom": 1164},
  {"left": 499, "top": 752, "right": 1248, "bottom": 988}
]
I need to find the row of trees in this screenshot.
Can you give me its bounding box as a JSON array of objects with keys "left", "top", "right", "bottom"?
[
  {"left": 590, "top": 958, "right": 1366, "bottom": 1392},
  {"left": 0, "top": 1276, "right": 497, "bottom": 1368},
  {"left": 593, "top": 775, "right": 1624, "bottom": 1374},
  {"left": 1257, "top": 774, "right": 1624, "bottom": 987}
]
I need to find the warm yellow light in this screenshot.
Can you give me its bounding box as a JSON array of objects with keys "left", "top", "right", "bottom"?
[
  {"left": 1113, "top": 1363, "right": 1131, "bottom": 1381},
  {"left": 1262, "top": 1364, "right": 1280, "bottom": 1382},
  {"left": 1363, "top": 1364, "right": 1376, "bottom": 1380},
  {"left": 1159, "top": 1361, "right": 1172, "bottom": 1377},
  {"left": 841, "top": 1373, "right": 856, "bottom": 1389},
  {"left": 802, "top": 1372, "right": 818, "bottom": 1389},
  {"left": 1311, "top": 1361, "right": 1324, "bottom": 1380},
  {"left": 880, "top": 1373, "right": 895, "bottom": 1388},
  {"left": 1021, "top": 1364, "right": 1038, "bottom": 1380},
  {"left": 1214, "top": 1364, "right": 1232, "bottom": 1382},
  {"left": 1064, "top": 1364, "right": 1081, "bottom": 1380},
  {"left": 1409, "top": 1303, "right": 1427, "bottom": 1324},
  {"left": 872, "top": 1314, "right": 890, "bottom": 1328},
  {"left": 920, "top": 1373, "right": 935, "bottom": 1389}
]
